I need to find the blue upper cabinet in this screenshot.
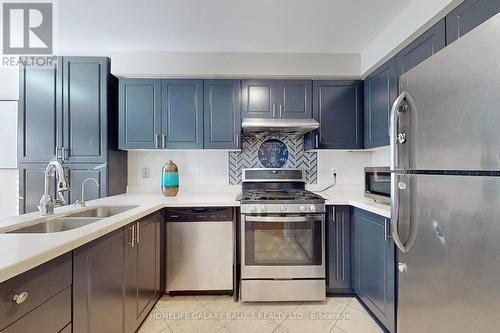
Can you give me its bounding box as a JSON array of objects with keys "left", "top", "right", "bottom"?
[
  {"left": 363, "top": 57, "right": 397, "bottom": 149},
  {"left": 352, "top": 208, "right": 395, "bottom": 333},
  {"left": 276, "top": 80, "right": 312, "bottom": 118},
  {"left": 241, "top": 80, "right": 276, "bottom": 118},
  {"left": 204, "top": 80, "right": 241, "bottom": 149},
  {"left": 307, "top": 81, "right": 363, "bottom": 150},
  {"left": 161, "top": 80, "right": 203, "bottom": 149},
  {"left": 119, "top": 79, "right": 162, "bottom": 149},
  {"left": 446, "top": 0, "right": 500, "bottom": 44},
  {"left": 62, "top": 57, "right": 109, "bottom": 163},
  {"left": 396, "top": 19, "right": 446, "bottom": 76},
  {"left": 18, "top": 60, "right": 62, "bottom": 163}
]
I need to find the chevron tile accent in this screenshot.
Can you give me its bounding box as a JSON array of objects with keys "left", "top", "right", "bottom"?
[{"left": 228, "top": 135, "right": 317, "bottom": 185}]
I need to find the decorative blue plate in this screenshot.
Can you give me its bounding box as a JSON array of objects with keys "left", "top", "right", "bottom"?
[{"left": 258, "top": 138, "right": 289, "bottom": 168}]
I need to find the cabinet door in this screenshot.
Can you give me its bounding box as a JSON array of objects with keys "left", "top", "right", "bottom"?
[
  {"left": 124, "top": 213, "right": 161, "bottom": 333},
  {"left": 63, "top": 164, "right": 106, "bottom": 205},
  {"left": 18, "top": 62, "right": 61, "bottom": 163},
  {"left": 241, "top": 80, "right": 276, "bottom": 118},
  {"left": 73, "top": 228, "right": 125, "bottom": 333},
  {"left": 18, "top": 163, "right": 55, "bottom": 214},
  {"left": 161, "top": 80, "right": 203, "bottom": 149},
  {"left": 446, "top": 0, "right": 500, "bottom": 44},
  {"left": 62, "top": 57, "right": 108, "bottom": 163},
  {"left": 204, "top": 80, "right": 241, "bottom": 149},
  {"left": 310, "top": 81, "right": 363, "bottom": 149},
  {"left": 363, "top": 57, "right": 397, "bottom": 149},
  {"left": 119, "top": 79, "right": 162, "bottom": 149},
  {"left": 276, "top": 80, "right": 312, "bottom": 118},
  {"left": 396, "top": 19, "right": 446, "bottom": 76},
  {"left": 352, "top": 208, "right": 395, "bottom": 333},
  {"left": 326, "top": 206, "right": 352, "bottom": 293}
]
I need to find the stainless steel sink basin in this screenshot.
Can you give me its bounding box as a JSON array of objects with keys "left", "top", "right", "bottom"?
[
  {"left": 4, "top": 205, "right": 138, "bottom": 234},
  {"left": 67, "top": 205, "right": 138, "bottom": 218},
  {"left": 6, "top": 217, "right": 101, "bottom": 233}
]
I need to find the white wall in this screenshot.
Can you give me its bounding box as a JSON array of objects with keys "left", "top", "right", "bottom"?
[
  {"left": 361, "top": 0, "right": 459, "bottom": 74},
  {"left": 316, "top": 151, "right": 372, "bottom": 186},
  {"left": 127, "top": 150, "right": 239, "bottom": 194}
]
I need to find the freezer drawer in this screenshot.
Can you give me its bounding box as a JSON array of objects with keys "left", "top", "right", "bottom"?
[{"left": 393, "top": 173, "right": 500, "bottom": 333}]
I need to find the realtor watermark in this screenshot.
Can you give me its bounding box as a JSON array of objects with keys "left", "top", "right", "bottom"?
[
  {"left": 2, "top": 1, "right": 55, "bottom": 67},
  {"left": 150, "top": 311, "right": 352, "bottom": 322}
]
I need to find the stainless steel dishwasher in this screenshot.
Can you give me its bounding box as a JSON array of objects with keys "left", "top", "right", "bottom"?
[{"left": 165, "top": 207, "right": 234, "bottom": 292}]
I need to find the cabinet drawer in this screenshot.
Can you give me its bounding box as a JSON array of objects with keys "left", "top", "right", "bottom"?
[
  {"left": 1, "top": 287, "right": 71, "bottom": 333},
  {"left": 0, "top": 253, "right": 72, "bottom": 330}
]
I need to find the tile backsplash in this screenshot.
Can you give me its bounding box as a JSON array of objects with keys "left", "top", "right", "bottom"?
[{"left": 228, "top": 135, "right": 317, "bottom": 184}]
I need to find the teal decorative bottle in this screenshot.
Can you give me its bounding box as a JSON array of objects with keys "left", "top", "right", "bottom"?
[{"left": 161, "top": 160, "right": 179, "bottom": 196}]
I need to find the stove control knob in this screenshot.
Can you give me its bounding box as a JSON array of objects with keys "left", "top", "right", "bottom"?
[
  {"left": 249, "top": 206, "right": 256, "bottom": 213},
  {"left": 260, "top": 205, "right": 266, "bottom": 213},
  {"left": 309, "top": 205, "right": 316, "bottom": 212},
  {"left": 299, "top": 205, "right": 306, "bottom": 213},
  {"left": 280, "top": 205, "right": 287, "bottom": 212}
]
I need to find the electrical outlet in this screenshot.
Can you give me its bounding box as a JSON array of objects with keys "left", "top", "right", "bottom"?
[
  {"left": 330, "top": 168, "right": 338, "bottom": 177},
  {"left": 142, "top": 167, "right": 150, "bottom": 179}
]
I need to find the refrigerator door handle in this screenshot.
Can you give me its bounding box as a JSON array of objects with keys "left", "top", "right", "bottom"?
[
  {"left": 390, "top": 172, "right": 409, "bottom": 253},
  {"left": 390, "top": 91, "right": 408, "bottom": 171}
]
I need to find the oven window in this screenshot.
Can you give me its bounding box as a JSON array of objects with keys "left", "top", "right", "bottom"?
[
  {"left": 366, "top": 172, "right": 391, "bottom": 197},
  {"left": 245, "top": 219, "right": 322, "bottom": 266}
]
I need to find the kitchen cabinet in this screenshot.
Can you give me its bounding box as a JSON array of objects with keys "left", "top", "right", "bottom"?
[
  {"left": 124, "top": 212, "right": 162, "bottom": 333},
  {"left": 276, "top": 80, "right": 312, "bottom": 118},
  {"left": 363, "top": 57, "right": 397, "bottom": 149},
  {"left": 18, "top": 163, "right": 55, "bottom": 214},
  {"left": 119, "top": 79, "right": 162, "bottom": 149},
  {"left": 161, "top": 80, "right": 204, "bottom": 149},
  {"left": 305, "top": 80, "right": 363, "bottom": 150},
  {"left": 446, "top": 0, "right": 500, "bottom": 44},
  {"left": 242, "top": 80, "right": 312, "bottom": 119},
  {"left": 73, "top": 228, "right": 125, "bottom": 333},
  {"left": 352, "top": 208, "right": 395, "bottom": 333},
  {"left": 18, "top": 61, "right": 61, "bottom": 163},
  {"left": 0, "top": 253, "right": 72, "bottom": 332},
  {"left": 326, "top": 206, "right": 352, "bottom": 294},
  {"left": 18, "top": 56, "right": 127, "bottom": 214},
  {"left": 204, "top": 80, "right": 241, "bottom": 149},
  {"left": 62, "top": 57, "right": 109, "bottom": 163},
  {"left": 396, "top": 19, "right": 446, "bottom": 76},
  {"left": 241, "top": 80, "right": 276, "bottom": 118}
]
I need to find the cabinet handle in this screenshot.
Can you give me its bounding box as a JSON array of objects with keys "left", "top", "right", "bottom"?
[
  {"left": 12, "top": 291, "right": 29, "bottom": 304},
  {"left": 56, "top": 146, "right": 61, "bottom": 160},
  {"left": 272, "top": 104, "right": 276, "bottom": 118},
  {"left": 236, "top": 134, "right": 240, "bottom": 148},
  {"left": 155, "top": 134, "right": 160, "bottom": 149},
  {"left": 136, "top": 222, "right": 140, "bottom": 244},
  {"left": 62, "top": 147, "right": 69, "bottom": 161},
  {"left": 128, "top": 225, "right": 135, "bottom": 247},
  {"left": 162, "top": 135, "right": 166, "bottom": 149},
  {"left": 384, "top": 218, "right": 391, "bottom": 241},
  {"left": 315, "top": 134, "right": 319, "bottom": 148},
  {"left": 279, "top": 105, "right": 283, "bottom": 118}
]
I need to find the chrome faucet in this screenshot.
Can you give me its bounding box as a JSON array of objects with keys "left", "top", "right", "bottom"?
[
  {"left": 38, "top": 161, "right": 70, "bottom": 216},
  {"left": 74, "top": 178, "right": 100, "bottom": 207}
]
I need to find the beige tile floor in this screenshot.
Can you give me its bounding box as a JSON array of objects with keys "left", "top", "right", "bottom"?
[{"left": 138, "top": 295, "right": 384, "bottom": 333}]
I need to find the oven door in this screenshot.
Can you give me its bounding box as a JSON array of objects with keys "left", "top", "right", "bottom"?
[{"left": 241, "top": 214, "right": 325, "bottom": 279}]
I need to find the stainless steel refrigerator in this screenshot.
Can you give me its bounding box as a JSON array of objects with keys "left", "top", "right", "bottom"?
[{"left": 390, "top": 13, "right": 500, "bottom": 333}]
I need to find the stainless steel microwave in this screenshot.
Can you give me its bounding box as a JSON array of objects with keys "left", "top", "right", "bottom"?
[{"left": 364, "top": 167, "right": 391, "bottom": 204}]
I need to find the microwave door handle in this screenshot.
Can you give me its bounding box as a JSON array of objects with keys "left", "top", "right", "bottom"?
[{"left": 245, "top": 216, "right": 321, "bottom": 223}]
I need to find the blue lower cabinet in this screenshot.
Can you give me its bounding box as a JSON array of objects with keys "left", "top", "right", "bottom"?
[
  {"left": 352, "top": 208, "right": 395, "bottom": 333},
  {"left": 326, "top": 206, "right": 352, "bottom": 293}
]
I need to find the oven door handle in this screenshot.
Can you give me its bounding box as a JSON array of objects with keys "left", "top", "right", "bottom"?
[{"left": 245, "top": 215, "right": 323, "bottom": 223}]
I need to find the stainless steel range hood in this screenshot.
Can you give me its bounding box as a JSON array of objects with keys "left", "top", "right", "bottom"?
[{"left": 241, "top": 118, "right": 319, "bottom": 137}]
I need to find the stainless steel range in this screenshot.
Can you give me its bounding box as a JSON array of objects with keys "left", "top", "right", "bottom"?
[{"left": 239, "top": 168, "right": 326, "bottom": 302}]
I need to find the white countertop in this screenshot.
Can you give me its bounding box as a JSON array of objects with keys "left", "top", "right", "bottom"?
[{"left": 0, "top": 186, "right": 389, "bottom": 283}]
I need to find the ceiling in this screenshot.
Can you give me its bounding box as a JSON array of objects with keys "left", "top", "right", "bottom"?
[{"left": 56, "top": 0, "right": 412, "bottom": 54}]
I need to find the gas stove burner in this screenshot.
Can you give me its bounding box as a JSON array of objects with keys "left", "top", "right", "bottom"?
[{"left": 242, "top": 189, "right": 323, "bottom": 202}]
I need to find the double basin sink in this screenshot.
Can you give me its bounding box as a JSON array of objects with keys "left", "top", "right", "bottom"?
[{"left": 5, "top": 206, "right": 138, "bottom": 234}]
